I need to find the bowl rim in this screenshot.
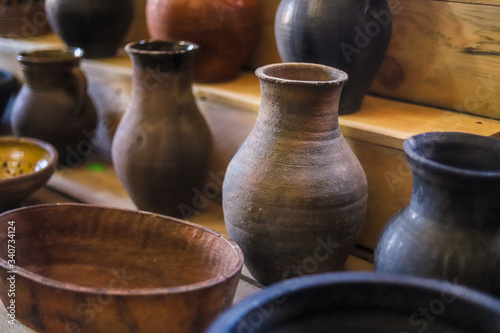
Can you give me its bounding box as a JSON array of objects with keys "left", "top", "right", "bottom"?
[
  {"left": 404, "top": 131, "right": 500, "bottom": 180},
  {"left": 0, "top": 203, "right": 245, "bottom": 296},
  {"left": 206, "top": 271, "right": 500, "bottom": 332},
  {"left": 255, "top": 62, "right": 348, "bottom": 86},
  {"left": 0, "top": 136, "right": 58, "bottom": 184}
]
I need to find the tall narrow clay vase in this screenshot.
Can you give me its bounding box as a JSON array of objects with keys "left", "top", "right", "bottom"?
[
  {"left": 146, "top": 0, "right": 259, "bottom": 83},
  {"left": 275, "top": 0, "right": 392, "bottom": 114},
  {"left": 45, "top": 0, "right": 134, "bottom": 58},
  {"left": 10, "top": 48, "right": 97, "bottom": 166},
  {"left": 223, "top": 63, "right": 368, "bottom": 285},
  {"left": 112, "top": 40, "right": 212, "bottom": 218},
  {"left": 375, "top": 132, "right": 500, "bottom": 297}
]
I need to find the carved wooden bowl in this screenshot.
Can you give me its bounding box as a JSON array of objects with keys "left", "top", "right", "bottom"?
[
  {"left": 0, "top": 136, "right": 57, "bottom": 211},
  {"left": 0, "top": 204, "right": 244, "bottom": 333}
]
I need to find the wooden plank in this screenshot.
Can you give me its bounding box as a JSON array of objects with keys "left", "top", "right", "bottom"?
[
  {"left": 193, "top": 73, "right": 500, "bottom": 150},
  {"left": 372, "top": 0, "right": 500, "bottom": 119},
  {"left": 346, "top": 138, "right": 412, "bottom": 250},
  {"left": 437, "top": 0, "right": 499, "bottom": 5}
]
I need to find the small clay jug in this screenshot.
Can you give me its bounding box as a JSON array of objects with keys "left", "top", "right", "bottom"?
[
  {"left": 112, "top": 40, "right": 212, "bottom": 218},
  {"left": 146, "top": 0, "right": 259, "bottom": 83},
  {"left": 275, "top": 0, "right": 392, "bottom": 114},
  {"left": 375, "top": 132, "right": 500, "bottom": 297},
  {"left": 10, "top": 48, "right": 97, "bottom": 166},
  {"left": 223, "top": 63, "right": 368, "bottom": 285},
  {"left": 45, "top": 0, "right": 134, "bottom": 58}
]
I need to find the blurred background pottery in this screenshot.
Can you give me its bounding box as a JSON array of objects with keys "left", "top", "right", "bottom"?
[
  {"left": 0, "top": 136, "right": 57, "bottom": 211},
  {"left": 0, "top": 70, "right": 20, "bottom": 134},
  {"left": 45, "top": 0, "right": 134, "bottom": 58},
  {"left": 10, "top": 48, "right": 97, "bottom": 167},
  {"left": 375, "top": 132, "right": 500, "bottom": 297},
  {"left": 0, "top": 0, "right": 51, "bottom": 38},
  {"left": 0, "top": 203, "right": 244, "bottom": 333},
  {"left": 223, "top": 63, "right": 368, "bottom": 285},
  {"left": 206, "top": 272, "right": 500, "bottom": 332},
  {"left": 112, "top": 40, "right": 212, "bottom": 218},
  {"left": 275, "top": 0, "right": 392, "bottom": 114},
  {"left": 146, "top": 0, "right": 260, "bottom": 83}
]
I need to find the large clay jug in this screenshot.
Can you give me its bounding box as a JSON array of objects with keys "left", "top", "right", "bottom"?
[
  {"left": 10, "top": 48, "right": 97, "bottom": 166},
  {"left": 375, "top": 132, "right": 500, "bottom": 297},
  {"left": 112, "top": 40, "right": 212, "bottom": 218},
  {"left": 223, "top": 63, "right": 368, "bottom": 285},
  {"left": 275, "top": 0, "right": 392, "bottom": 114},
  {"left": 146, "top": 0, "right": 259, "bottom": 83},
  {"left": 45, "top": 0, "right": 134, "bottom": 58}
]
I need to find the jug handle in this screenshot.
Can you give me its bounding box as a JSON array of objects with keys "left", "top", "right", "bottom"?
[{"left": 73, "top": 69, "right": 87, "bottom": 116}]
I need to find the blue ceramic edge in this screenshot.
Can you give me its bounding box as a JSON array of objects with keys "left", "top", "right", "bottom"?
[{"left": 205, "top": 271, "right": 500, "bottom": 333}]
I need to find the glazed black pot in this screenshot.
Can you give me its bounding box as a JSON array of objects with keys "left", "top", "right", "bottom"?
[
  {"left": 375, "top": 132, "right": 500, "bottom": 297},
  {"left": 45, "top": 0, "right": 134, "bottom": 58},
  {"left": 206, "top": 272, "right": 500, "bottom": 332},
  {"left": 275, "top": 0, "right": 392, "bottom": 114}
]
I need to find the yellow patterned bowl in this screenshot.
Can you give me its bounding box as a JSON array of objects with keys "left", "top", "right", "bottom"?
[{"left": 0, "top": 136, "right": 57, "bottom": 210}]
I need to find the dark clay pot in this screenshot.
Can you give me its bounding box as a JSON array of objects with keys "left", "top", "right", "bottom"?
[
  {"left": 10, "top": 48, "right": 97, "bottom": 166},
  {"left": 375, "top": 132, "right": 500, "bottom": 297},
  {"left": 45, "top": 0, "right": 134, "bottom": 58},
  {"left": 112, "top": 40, "right": 212, "bottom": 218},
  {"left": 206, "top": 272, "right": 500, "bottom": 333},
  {"left": 0, "top": 70, "right": 19, "bottom": 134},
  {"left": 146, "top": 0, "right": 259, "bottom": 83},
  {"left": 275, "top": 0, "right": 392, "bottom": 114},
  {"left": 223, "top": 63, "right": 368, "bottom": 286}
]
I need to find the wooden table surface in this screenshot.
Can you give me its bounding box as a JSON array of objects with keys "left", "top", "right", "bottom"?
[{"left": 0, "top": 156, "right": 373, "bottom": 332}]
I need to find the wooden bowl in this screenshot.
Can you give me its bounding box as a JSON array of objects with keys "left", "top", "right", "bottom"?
[
  {"left": 207, "top": 272, "right": 500, "bottom": 332},
  {"left": 0, "top": 204, "right": 244, "bottom": 333},
  {"left": 0, "top": 136, "right": 57, "bottom": 210}
]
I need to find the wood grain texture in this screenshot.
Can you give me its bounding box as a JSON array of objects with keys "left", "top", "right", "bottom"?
[
  {"left": 372, "top": 0, "right": 500, "bottom": 119},
  {"left": 346, "top": 138, "right": 412, "bottom": 250}
]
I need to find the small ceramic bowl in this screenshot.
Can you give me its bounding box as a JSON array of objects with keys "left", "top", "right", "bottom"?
[
  {"left": 206, "top": 272, "right": 500, "bottom": 332},
  {"left": 0, "top": 136, "right": 57, "bottom": 210},
  {"left": 0, "top": 204, "right": 244, "bottom": 333}
]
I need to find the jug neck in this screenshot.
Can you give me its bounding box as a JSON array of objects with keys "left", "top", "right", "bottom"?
[
  {"left": 256, "top": 63, "right": 347, "bottom": 139},
  {"left": 126, "top": 41, "right": 198, "bottom": 115},
  {"left": 405, "top": 132, "right": 500, "bottom": 229}
]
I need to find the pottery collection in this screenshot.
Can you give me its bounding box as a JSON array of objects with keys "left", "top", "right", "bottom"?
[
  {"left": 10, "top": 48, "right": 97, "bottom": 166},
  {"left": 45, "top": 0, "right": 134, "bottom": 58},
  {"left": 2, "top": 2, "right": 500, "bottom": 331},
  {"left": 223, "top": 63, "right": 368, "bottom": 285},
  {"left": 275, "top": 0, "right": 392, "bottom": 114},
  {"left": 375, "top": 132, "right": 500, "bottom": 297},
  {"left": 112, "top": 40, "right": 212, "bottom": 218},
  {"left": 146, "top": 0, "right": 260, "bottom": 83}
]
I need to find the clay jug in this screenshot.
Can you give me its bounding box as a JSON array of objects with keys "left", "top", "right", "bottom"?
[
  {"left": 112, "top": 40, "right": 212, "bottom": 218},
  {"left": 45, "top": 0, "right": 134, "bottom": 58},
  {"left": 275, "top": 0, "right": 392, "bottom": 114},
  {"left": 375, "top": 132, "right": 500, "bottom": 297},
  {"left": 223, "top": 63, "right": 368, "bottom": 285},
  {"left": 10, "top": 48, "right": 97, "bottom": 166},
  {"left": 146, "top": 0, "right": 259, "bottom": 83}
]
